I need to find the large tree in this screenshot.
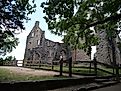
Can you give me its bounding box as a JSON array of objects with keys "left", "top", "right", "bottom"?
[
  {"left": 41, "top": 0, "right": 121, "bottom": 54},
  {"left": 41, "top": 0, "right": 121, "bottom": 80},
  {"left": 0, "top": 0, "right": 36, "bottom": 55}
]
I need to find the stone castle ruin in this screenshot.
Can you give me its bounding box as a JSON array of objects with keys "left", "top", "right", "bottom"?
[
  {"left": 23, "top": 21, "right": 90, "bottom": 66},
  {"left": 95, "top": 29, "right": 121, "bottom": 65},
  {"left": 24, "top": 21, "right": 121, "bottom": 66}
]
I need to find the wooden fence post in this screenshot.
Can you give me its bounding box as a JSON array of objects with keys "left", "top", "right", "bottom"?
[
  {"left": 52, "top": 61, "right": 54, "bottom": 70},
  {"left": 69, "top": 57, "right": 72, "bottom": 77},
  {"left": 94, "top": 57, "right": 97, "bottom": 76},
  {"left": 116, "top": 65, "right": 120, "bottom": 82},
  {"left": 89, "top": 61, "right": 92, "bottom": 73},
  {"left": 60, "top": 58, "right": 63, "bottom": 76}
]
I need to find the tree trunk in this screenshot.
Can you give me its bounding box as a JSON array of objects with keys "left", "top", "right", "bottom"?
[
  {"left": 60, "top": 58, "right": 63, "bottom": 76},
  {"left": 74, "top": 48, "right": 77, "bottom": 66},
  {"left": 69, "top": 57, "right": 72, "bottom": 77},
  {"left": 109, "top": 37, "right": 119, "bottom": 81},
  {"left": 94, "top": 57, "right": 97, "bottom": 76}
]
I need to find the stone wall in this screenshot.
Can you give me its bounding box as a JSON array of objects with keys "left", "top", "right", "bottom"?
[
  {"left": 24, "top": 21, "right": 121, "bottom": 66},
  {"left": 24, "top": 21, "right": 91, "bottom": 66},
  {"left": 95, "top": 29, "right": 121, "bottom": 65},
  {"left": 72, "top": 49, "right": 91, "bottom": 62}
]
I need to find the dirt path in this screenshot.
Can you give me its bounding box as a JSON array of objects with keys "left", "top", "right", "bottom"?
[{"left": 0, "top": 66, "right": 59, "bottom": 76}]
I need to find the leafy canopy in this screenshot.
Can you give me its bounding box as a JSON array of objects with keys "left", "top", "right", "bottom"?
[
  {"left": 0, "top": 0, "right": 36, "bottom": 55},
  {"left": 41, "top": 0, "right": 121, "bottom": 52}
]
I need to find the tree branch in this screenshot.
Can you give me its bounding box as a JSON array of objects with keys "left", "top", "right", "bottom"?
[{"left": 85, "top": 13, "right": 121, "bottom": 29}]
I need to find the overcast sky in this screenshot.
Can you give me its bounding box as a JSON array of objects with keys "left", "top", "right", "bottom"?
[
  {"left": 7, "top": 0, "right": 96, "bottom": 60},
  {"left": 7, "top": 0, "right": 63, "bottom": 60}
]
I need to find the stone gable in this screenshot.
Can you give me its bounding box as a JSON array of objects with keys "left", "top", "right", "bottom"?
[{"left": 24, "top": 21, "right": 91, "bottom": 66}]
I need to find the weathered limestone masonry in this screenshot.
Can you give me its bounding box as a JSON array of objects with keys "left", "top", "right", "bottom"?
[
  {"left": 24, "top": 21, "right": 90, "bottom": 66},
  {"left": 95, "top": 29, "right": 121, "bottom": 65}
]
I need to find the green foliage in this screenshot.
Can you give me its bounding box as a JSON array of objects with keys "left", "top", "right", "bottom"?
[
  {"left": 0, "top": 0, "right": 36, "bottom": 55},
  {"left": 41, "top": 0, "right": 121, "bottom": 53},
  {"left": 0, "top": 33, "right": 19, "bottom": 55},
  {"left": 0, "top": 56, "right": 16, "bottom": 65},
  {"left": 4, "top": 56, "right": 16, "bottom": 62},
  {"left": 0, "top": 58, "right": 4, "bottom": 65}
]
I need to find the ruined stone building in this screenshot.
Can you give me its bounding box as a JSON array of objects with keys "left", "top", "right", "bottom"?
[
  {"left": 95, "top": 29, "right": 121, "bottom": 65},
  {"left": 23, "top": 21, "right": 121, "bottom": 66},
  {"left": 24, "top": 21, "right": 90, "bottom": 66}
]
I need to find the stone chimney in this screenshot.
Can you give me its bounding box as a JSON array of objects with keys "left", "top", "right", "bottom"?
[{"left": 35, "top": 21, "right": 39, "bottom": 27}]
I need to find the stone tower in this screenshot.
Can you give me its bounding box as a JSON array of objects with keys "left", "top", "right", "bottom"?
[
  {"left": 24, "top": 21, "right": 68, "bottom": 66},
  {"left": 24, "top": 21, "right": 45, "bottom": 64},
  {"left": 95, "top": 29, "right": 121, "bottom": 65}
]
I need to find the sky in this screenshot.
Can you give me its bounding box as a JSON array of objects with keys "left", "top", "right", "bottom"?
[
  {"left": 7, "top": 0, "right": 96, "bottom": 60},
  {"left": 7, "top": 0, "right": 63, "bottom": 60}
]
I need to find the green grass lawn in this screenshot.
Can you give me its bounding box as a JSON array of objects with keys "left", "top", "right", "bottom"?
[
  {"left": 29, "top": 65, "right": 113, "bottom": 76},
  {"left": 35, "top": 65, "right": 94, "bottom": 74},
  {"left": 1, "top": 63, "right": 119, "bottom": 82},
  {"left": 26, "top": 63, "right": 121, "bottom": 77},
  {"left": 0, "top": 68, "right": 69, "bottom": 82}
]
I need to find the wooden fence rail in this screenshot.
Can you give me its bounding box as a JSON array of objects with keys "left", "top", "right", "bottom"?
[{"left": 24, "top": 59, "right": 120, "bottom": 81}]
